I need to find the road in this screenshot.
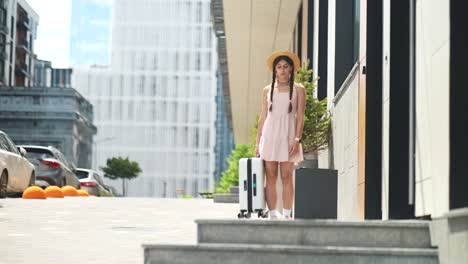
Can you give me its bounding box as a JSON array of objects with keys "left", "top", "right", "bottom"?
[{"left": 0, "top": 197, "right": 238, "bottom": 264}]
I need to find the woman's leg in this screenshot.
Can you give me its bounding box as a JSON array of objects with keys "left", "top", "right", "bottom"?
[
  {"left": 279, "top": 162, "right": 295, "bottom": 215},
  {"left": 264, "top": 161, "right": 279, "bottom": 211}
]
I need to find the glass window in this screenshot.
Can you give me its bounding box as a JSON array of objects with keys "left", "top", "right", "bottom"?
[
  {"left": 117, "top": 74, "right": 123, "bottom": 97},
  {"left": 24, "top": 148, "right": 54, "bottom": 160},
  {"left": 150, "top": 101, "right": 156, "bottom": 120},
  {"left": 195, "top": 26, "right": 202, "bottom": 48},
  {"left": 140, "top": 52, "right": 146, "bottom": 70},
  {"left": 153, "top": 53, "right": 158, "bottom": 70},
  {"left": 0, "top": 134, "right": 9, "bottom": 151},
  {"left": 170, "top": 102, "right": 177, "bottom": 121},
  {"left": 161, "top": 76, "right": 167, "bottom": 97},
  {"left": 184, "top": 52, "right": 190, "bottom": 71},
  {"left": 3, "top": 134, "right": 19, "bottom": 154},
  {"left": 205, "top": 52, "right": 211, "bottom": 71},
  {"left": 139, "top": 75, "right": 145, "bottom": 96},
  {"left": 196, "top": 2, "right": 202, "bottom": 23},
  {"left": 193, "top": 128, "right": 200, "bottom": 148},
  {"left": 334, "top": 0, "right": 360, "bottom": 94},
  {"left": 182, "top": 102, "right": 189, "bottom": 123},
  {"left": 128, "top": 101, "right": 134, "bottom": 120},
  {"left": 353, "top": 0, "right": 360, "bottom": 63},
  {"left": 75, "top": 170, "right": 90, "bottom": 179},
  {"left": 195, "top": 52, "right": 201, "bottom": 71},
  {"left": 108, "top": 99, "right": 112, "bottom": 120},
  {"left": 151, "top": 76, "right": 157, "bottom": 97}
]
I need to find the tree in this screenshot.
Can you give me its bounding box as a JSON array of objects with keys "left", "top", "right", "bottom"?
[{"left": 101, "top": 156, "right": 142, "bottom": 197}]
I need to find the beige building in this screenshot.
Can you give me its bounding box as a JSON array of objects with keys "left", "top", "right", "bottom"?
[
  {"left": 212, "top": 0, "right": 302, "bottom": 144},
  {"left": 213, "top": 0, "right": 468, "bottom": 263}
]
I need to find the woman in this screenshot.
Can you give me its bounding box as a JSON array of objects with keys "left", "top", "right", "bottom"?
[{"left": 255, "top": 51, "right": 306, "bottom": 220}]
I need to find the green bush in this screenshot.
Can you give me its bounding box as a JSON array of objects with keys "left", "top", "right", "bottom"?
[
  {"left": 215, "top": 144, "right": 254, "bottom": 193},
  {"left": 295, "top": 60, "right": 330, "bottom": 153}
]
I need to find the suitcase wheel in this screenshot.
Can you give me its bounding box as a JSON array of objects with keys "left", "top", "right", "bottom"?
[
  {"left": 258, "top": 210, "right": 269, "bottom": 218},
  {"left": 238, "top": 211, "right": 251, "bottom": 219}
]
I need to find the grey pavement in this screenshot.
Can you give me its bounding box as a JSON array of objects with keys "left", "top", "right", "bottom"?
[{"left": 0, "top": 197, "right": 238, "bottom": 264}]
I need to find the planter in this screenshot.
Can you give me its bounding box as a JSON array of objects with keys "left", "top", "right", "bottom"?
[
  {"left": 294, "top": 167, "right": 338, "bottom": 219},
  {"left": 299, "top": 151, "right": 319, "bottom": 169}
]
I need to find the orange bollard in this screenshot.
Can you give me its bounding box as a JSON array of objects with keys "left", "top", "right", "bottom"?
[
  {"left": 22, "top": 186, "right": 47, "bottom": 199},
  {"left": 44, "top": 186, "right": 64, "bottom": 198},
  {"left": 61, "top": 185, "right": 79, "bottom": 196}
]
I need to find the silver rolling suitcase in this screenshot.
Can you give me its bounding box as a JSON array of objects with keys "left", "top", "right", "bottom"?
[{"left": 237, "top": 157, "right": 268, "bottom": 218}]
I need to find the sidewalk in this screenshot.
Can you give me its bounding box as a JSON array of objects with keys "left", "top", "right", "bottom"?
[{"left": 0, "top": 197, "right": 238, "bottom": 264}]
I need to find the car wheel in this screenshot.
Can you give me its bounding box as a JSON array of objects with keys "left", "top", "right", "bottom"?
[
  {"left": 28, "top": 172, "right": 35, "bottom": 187},
  {"left": 0, "top": 171, "right": 8, "bottom": 198}
]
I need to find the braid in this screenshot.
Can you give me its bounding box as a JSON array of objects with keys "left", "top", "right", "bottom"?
[
  {"left": 269, "top": 71, "right": 275, "bottom": 112},
  {"left": 288, "top": 70, "right": 294, "bottom": 113}
]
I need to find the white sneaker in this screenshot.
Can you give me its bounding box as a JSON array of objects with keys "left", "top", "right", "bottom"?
[{"left": 269, "top": 211, "right": 282, "bottom": 220}]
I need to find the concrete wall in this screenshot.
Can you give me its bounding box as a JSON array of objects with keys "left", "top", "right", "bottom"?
[
  {"left": 331, "top": 68, "right": 360, "bottom": 220},
  {"left": 414, "top": 0, "right": 450, "bottom": 218}
]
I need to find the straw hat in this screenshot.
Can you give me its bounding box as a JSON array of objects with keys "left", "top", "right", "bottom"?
[{"left": 266, "top": 50, "right": 301, "bottom": 73}]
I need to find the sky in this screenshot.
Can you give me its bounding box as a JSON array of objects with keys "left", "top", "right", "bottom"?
[
  {"left": 26, "top": 0, "right": 72, "bottom": 68},
  {"left": 26, "top": 0, "right": 112, "bottom": 68},
  {"left": 69, "top": 0, "right": 112, "bottom": 66}
]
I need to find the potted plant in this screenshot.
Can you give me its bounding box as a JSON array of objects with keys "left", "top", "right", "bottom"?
[{"left": 295, "top": 60, "right": 331, "bottom": 168}]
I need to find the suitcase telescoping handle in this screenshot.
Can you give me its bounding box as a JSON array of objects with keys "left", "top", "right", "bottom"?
[{"left": 247, "top": 158, "right": 253, "bottom": 212}]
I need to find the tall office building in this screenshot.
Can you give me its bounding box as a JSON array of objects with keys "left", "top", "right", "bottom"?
[
  {"left": 69, "top": 0, "right": 111, "bottom": 66},
  {"left": 75, "top": 0, "right": 218, "bottom": 197}
]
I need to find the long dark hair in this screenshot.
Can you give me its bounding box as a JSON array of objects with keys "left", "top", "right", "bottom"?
[{"left": 269, "top": 55, "right": 295, "bottom": 113}]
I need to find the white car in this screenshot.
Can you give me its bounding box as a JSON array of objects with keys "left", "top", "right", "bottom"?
[
  {"left": 75, "top": 168, "right": 112, "bottom": 197},
  {"left": 0, "top": 131, "right": 35, "bottom": 198}
]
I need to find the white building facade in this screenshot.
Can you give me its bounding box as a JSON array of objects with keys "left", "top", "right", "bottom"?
[{"left": 74, "top": 0, "right": 217, "bottom": 197}]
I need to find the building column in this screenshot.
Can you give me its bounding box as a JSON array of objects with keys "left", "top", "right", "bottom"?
[
  {"left": 317, "top": 0, "right": 328, "bottom": 101},
  {"left": 450, "top": 0, "right": 468, "bottom": 211},
  {"left": 388, "top": 0, "right": 416, "bottom": 219},
  {"left": 364, "top": 0, "right": 383, "bottom": 219}
]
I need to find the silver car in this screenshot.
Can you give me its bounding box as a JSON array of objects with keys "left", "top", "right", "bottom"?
[
  {"left": 0, "top": 131, "right": 35, "bottom": 198},
  {"left": 19, "top": 145, "right": 80, "bottom": 189},
  {"left": 75, "top": 168, "right": 111, "bottom": 197}
]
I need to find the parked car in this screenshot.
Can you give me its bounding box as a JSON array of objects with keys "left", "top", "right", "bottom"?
[
  {"left": 19, "top": 145, "right": 80, "bottom": 189},
  {"left": 104, "top": 184, "right": 120, "bottom": 197},
  {"left": 75, "top": 168, "right": 111, "bottom": 197},
  {"left": 0, "top": 131, "right": 36, "bottom": 198}
]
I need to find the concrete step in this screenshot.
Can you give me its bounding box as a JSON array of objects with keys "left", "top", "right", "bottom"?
[
  {"left": 143, "top": 243, "right": 439, "bottom": 264},
  {"left": 229, "top": 186, "right": 239, "bottom": 194},
  {"left": 196, "top": 219, "right": 433, "bottom": 249},
  {"left": 213, "top": 194, "right": 238, "bottom": 203}
]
